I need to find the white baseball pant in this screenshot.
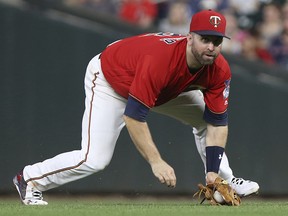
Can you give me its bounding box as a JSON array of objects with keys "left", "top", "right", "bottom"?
[{"left": 23, "top": 54, "right": 233, "bottom": 191}]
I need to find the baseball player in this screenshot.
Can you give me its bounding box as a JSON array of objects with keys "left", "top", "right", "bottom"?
[{"left": 13, "top": 10, "right": 259, "bottom": 205}]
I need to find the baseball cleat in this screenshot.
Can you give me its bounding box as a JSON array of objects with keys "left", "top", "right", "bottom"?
[
  {"left": 228, "top": 177, "right": 259, "bottom": 197},
  {"left": 13, "top": 171, "right": 48, "bottom": 205}
]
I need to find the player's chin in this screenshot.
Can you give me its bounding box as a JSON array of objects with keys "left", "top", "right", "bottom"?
[
  {"left": 201, "top": 55, "right": 215, "bottom": 65},
  {"left": 202, "top": 58, "right": 215, "bottom": 65}
]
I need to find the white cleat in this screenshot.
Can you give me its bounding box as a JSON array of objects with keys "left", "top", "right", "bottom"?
[
  {"left": 13, "top": 171, "right": 48, "bottom": 205},
  {"left": 228, "top": 177, "right": 260, "bottom": 197}
]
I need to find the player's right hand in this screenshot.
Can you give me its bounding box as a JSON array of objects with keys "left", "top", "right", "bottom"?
[{"left": 150, "top": 159, "right": 176, "bottom": 188}]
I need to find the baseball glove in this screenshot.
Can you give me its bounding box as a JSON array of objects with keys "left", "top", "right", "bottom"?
[{"left": 193, "top": 177, "right": 241, "bottom": 206}]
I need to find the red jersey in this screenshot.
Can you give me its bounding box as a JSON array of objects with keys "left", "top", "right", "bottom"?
[{"left": 101, "top": 33, "right": 231, "bottom": 114}]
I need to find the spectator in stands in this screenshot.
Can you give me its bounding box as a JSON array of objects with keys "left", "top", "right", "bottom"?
[
  {"left": 118, "top": 0, "right": 158, "bottom": 29},
  {"left": 256, "top": 2, "right": 283, "bottom": 48},
  {"left": 221, "top": 9, "right": 249, "bottom": 54},
  {"left": 228, "top": 0, "right": 261, "bottom": 30},
  {"left": 63, "top": 0, "right": 118, "bottom": 14},
  {"left": 241, "top": 28, "right": 275, "bottom": 64},
  {"left": 229, "top": 0, "right": 260, "bottom": 16},
  {"left": 269, "top": 1, "right": 288, "bottom": 69},
  {"left": 189, "top": 0, "right": 230, "bottom": 13},
  {"left": 158, "top": 1, "right": 191, "bottom": 34}
]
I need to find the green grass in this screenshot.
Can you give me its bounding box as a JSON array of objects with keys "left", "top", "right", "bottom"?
[{"left": 0, "top": 195, "right": 288, "bottom": 216}]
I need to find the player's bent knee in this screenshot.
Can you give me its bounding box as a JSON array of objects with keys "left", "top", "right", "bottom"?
[{"left": 84, "top": 158, "right": 111, "bottom": 173}]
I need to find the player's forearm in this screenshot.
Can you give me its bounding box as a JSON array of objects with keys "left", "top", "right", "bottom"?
[
  {"left": 124, "top": 115, "right": 176, "bottom": 187},
  {"left": 206, "top": 124, "right": 228, "bottom": 147},
  {"left": 205, "top": 124, "right": 228, "bottom": 184},
  {"left": 123, "top": 115, "right": 162, "bottom": 164}
]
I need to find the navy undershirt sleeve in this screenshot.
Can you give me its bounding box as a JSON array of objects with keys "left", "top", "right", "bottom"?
[
  {"left": 124, "top": 96, "right": 150, "bottom": 122},
  {"left": 203, "top": 105, "right": 228, "bottom": 126}
]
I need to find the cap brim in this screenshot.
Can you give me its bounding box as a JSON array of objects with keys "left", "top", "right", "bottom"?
[{"left": 192, "top": 30, "right": 231, "bottom": 39}]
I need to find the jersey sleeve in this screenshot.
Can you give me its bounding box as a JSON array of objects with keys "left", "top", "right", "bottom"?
[
  {"left": 203, "top": 105, "right": 228, "bottom": 125},
  {"left": 124, "top": 96, "right": 150, "bottom": 122},
  {"left": 204, "top": 78, "right": 231, "bottom": 114},
  {"left": 203, "top": 59, "right": 231, "bottom": 125}
]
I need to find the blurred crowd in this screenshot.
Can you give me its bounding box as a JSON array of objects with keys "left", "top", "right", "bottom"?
[{"left": 60, "top": 0, "right": 288, "bottom": 70}]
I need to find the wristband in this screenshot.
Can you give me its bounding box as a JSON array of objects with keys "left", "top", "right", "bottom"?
[{"left": 206, "top": 146, "right": 224, "bottom": 173}]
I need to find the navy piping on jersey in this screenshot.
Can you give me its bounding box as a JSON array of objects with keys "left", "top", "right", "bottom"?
[
  {"left": 124, "top": 96, "right": 150, "bottom": 122},
  {"left": 203, "top": 105, "right": 228, "bottom": 126}
]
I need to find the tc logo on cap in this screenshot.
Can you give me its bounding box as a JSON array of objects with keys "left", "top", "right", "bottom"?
[{"left": 209, "top": 16, "right": 221, "bottom": 27}]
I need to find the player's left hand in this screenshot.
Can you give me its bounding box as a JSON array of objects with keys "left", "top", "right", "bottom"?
[
  {"left": 150, "top": 159, "right": 176, "bottom": 187},
  {"left": 194, "top": 177, "right": 241, "bottom": 206},
  {"left": 206, "top": 172, "right": 219, "bottom": 184}
]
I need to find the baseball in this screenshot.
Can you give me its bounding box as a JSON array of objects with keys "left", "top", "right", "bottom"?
[{"left": 213, "top": 191, "right": 225, "bottom": 204}]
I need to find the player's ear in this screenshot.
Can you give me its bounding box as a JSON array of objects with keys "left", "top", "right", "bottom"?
[{"left": 187, "top": 33, "right": 193, "bottom": 44}]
